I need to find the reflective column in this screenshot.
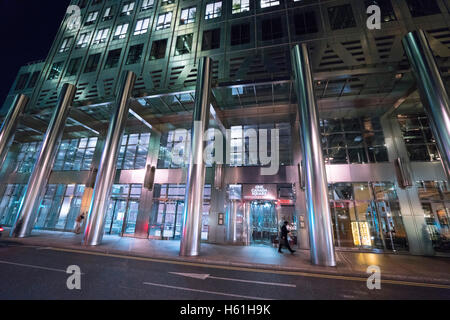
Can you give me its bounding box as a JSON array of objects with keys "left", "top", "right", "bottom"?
[
  {"left": 291, "top": 44, "right": 336, "bottom": 267},
  {"left": 403, "top": 30, "right": 450, "bottom": 182},
  {"left": 0, "top": 94, "right": 29, "bottom": 169},
  {"left": 180, "top": 57, "right": 212, "bottom": 257},
  {"left": 12, "top": 84, "right": 76, "bottom": 238},
  {"left": 83, "top": 71, "right": 136, "bottom": 246}
]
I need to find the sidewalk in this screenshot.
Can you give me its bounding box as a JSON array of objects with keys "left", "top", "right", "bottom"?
[{"left": 2, "top": 229, "right": 450, "bottom": 285}]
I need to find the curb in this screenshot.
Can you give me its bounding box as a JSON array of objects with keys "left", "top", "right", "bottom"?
[{"left": 2, "top": 237, "right": 450, "bottom": 286}]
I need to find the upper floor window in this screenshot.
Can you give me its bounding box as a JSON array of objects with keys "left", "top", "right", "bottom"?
[
  {"left": 150, "top": 39, "right": 168, "bottom": 60},
  {"left": 76, "top": 32, "right": 90, "bottom": 48},
  {"left": 27, "top": 71, "right": 40, "bottom": 89},
  {"left": 202, "top": 29, "right": 221, "bottom": 51},
  {"left": 121, "top": 2, "right": 135, "bottom": 16},
  {"left": 161, "top": 0, "right": 175, "bottom": 6},
  {"left": 48, "top": 61, "right": 64, "bottom": 80},
  {"left": 53, "top": 138, "right": 98, "bottom": 171},
  {"left": 117, "top": 133, "right": 151, "bottom": 170},
  {"left": 85, "top": 11, "right": 98, "bottom": 25},
  {"left": 114, "top": 23, "right": 129, "bottom": 40},
  {"left": 141, "top": 0, "right": 154, "bottom": 11},
  {"left": 84, "top": 53, "right": 101, "bottom": 73},
  {"left": 180, "top": 6, "right": 197, "bottom": 25},
  {"left": 328, "top": 4, "right": 356, "bottom": 30},
  {"left": 293, "top": 11, "right": 318, "bottom": 35},
  {"left": 260, "top": 0, "right": 279, "bottom": 9},
  {"left": 231, "top": 23, "right": 251, "bottom": 46},
  {"left": 261, "top": 17, "right": 283, "bottom": 41},
  {"left": 15, "top": 142, "right": 42, "bottom": 173},
  {"left": 205, "top": 2, "right": 222, "bottom": 20},
  {"left": 126, "top": 44, "right": 144, "bottom": 65},
  {"left": 65, "top": 57, "right": 82, "bottom": 76},
  {"left": 104, "top": 49, "right": 122, "bottom": 69},
  {"left": 135, "top": 18, "right": 150, "bottom": 35},
  {"left": 175, "top": 34, "right": 193, "bottom": 56},
  {"left": 406, "top": 0, "right": 441, "bottom": 17},
  {"left": 156, "top": 12, "right": 172, "bottom": 30},
  {"left": 232, "top": 0, "right": 250, "bottom": 14},
  {"left": 15, "top": 73, "right": 30, "bottom": 91},
  {"left": 103, "top": 6, "right": 114, "bottom": 21},
  {"left": 59, "top": 37, "right": 73, "bottom": 53},
  {"left": 93, "top": 28, "right": 109, "bottom": 44}
]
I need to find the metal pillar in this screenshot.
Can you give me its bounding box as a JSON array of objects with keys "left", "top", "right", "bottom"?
[
  {"left": 180, "top": 57, "right": 212, "bottom": 257},
  {"left": 0, "top": 94, "right": 29, "bottom": 169},
  {"left": 83, "top": 71, "right": 136, "bottom": 246},
  {"left": 226, "top": 200, "right": 238, "bottom": 243},
  {"left": 12, "top": 84, "right": 76, "bottom": 238},
  {"left": 403, "top": 30, "right": 450, "bottom": 182},
  {"left": 291, "top": 44, "right": 336, "bottom": 267}
]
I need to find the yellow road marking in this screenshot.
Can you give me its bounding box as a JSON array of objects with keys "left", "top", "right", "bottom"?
[{"left": 45, "top": 247, "right": 450, "bottom": 290}]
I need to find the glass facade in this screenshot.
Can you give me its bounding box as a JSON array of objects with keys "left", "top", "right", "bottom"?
[
  {"left": 329, "top": 182, "right": 408, "bottom": 252},
  {"left": 53, "top": 137, "right": 98, "bottom": 171},
  {"left": 35, "top": 184, "right": 86, "bottom": 231},
  {"left": 150, "top": 184, "right": 211, "bottom": 241},
  {"left": 15, "top": 142, "right": 42, "bottom": 173},
  {"left": 117, "top": 133, "right": 151, "bottom": 170},
  {"left": 321, "top": 117, "right": 388, "bottom": 165},
  {"left": 105, "top": 184, "right": 142, "bottom": 235},
  {"left": 0, "top": 185, "right": 26, "bottom": 226},
  {"left": 417, "top": 181, "right": 450, "bottom": 253}
]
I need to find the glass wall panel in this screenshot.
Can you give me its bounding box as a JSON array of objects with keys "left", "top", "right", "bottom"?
[{"left": 0, "top": 184, "right": 26, "bottom": 226}]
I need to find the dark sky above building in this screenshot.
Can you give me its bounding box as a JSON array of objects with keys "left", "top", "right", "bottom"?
[{"left": 0, "top": 0, "right": 71, "bottom": 107}]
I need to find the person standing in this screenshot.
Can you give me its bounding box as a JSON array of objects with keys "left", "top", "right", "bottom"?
[
  {"left": 75, "top": 212, "right": 85, "bottom": 234},
  {"left": 279, "top": 221, "right": 296, "bottom": 254}
]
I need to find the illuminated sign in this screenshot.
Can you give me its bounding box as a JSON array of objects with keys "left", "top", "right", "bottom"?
[
  {"left": 251, "top": 185, "right": 268, "bottom": 197},
  {"left": 243, "top": 184, "right": 277, "bottom": 200},
  {"left": 351, "top": 222, "right": 372, "bottom": 247}
]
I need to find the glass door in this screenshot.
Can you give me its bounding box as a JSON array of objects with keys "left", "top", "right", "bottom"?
[
  {"left": 105, "top": 199, "right": 127, "bottom": 235},
  {"left": 250, "top": 201, "right": 278, "bottom": 246}
]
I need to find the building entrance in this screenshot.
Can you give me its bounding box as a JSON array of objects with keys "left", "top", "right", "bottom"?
[
  {"left": 153, "top": 200, "right": 185, "bottom": 240},
  {"left": 250, "top": 201, "right": 279, "bottom": 246}
]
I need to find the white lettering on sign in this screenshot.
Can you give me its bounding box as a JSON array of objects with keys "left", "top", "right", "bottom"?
[{"left": 251, "top": 185, "right": 268, "bottom": 197}]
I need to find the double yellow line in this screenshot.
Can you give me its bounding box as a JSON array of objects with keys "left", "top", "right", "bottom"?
[{"left": 47, "top": 247, "right": 450, "bottom": 290}]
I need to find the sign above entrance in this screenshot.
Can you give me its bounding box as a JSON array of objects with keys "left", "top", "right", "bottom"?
[{"left": 243, "top": 184, "right": 277, "bottom": 201}]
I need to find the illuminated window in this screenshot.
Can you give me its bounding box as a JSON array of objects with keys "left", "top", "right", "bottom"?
[
  {"left": 141, "top": 0, "right": 154, "bottom": 11},
  {"left": 76, "top": 32, "right": 90, "bottom": 48},
  {"left": 180, "top": 6, "right": 197, "bottom": 25},
  {"left": 232, "top": 0, "right": 250, "bottom": 14},
  {"left": 205, "top": 1, "right": 222, "bottom": 20},
  {"left": 85, "top": 11, "right": 98, "bottom": 25},
  {"left": 134, "top": 18, "right": 150, "bottom": 35},
  {"left": 15, "top": 142, "right": 42, "bottom": 173},
  {"left": 113, "top": 23, "right": 129, "bottom": 40},
  {"left": 156, "top": 12, "right": 172, "bottom": 30},
  {"left": 121, "top": 2, "right": 135, "bottom": 16},
  {"left": 53, "top": 137, "right": 98, "bottom": 171},
  {"left": 93, "top": 28, "right": 109, "bottom": 44},
  {"left": 59, "top": 37, "right": 73, "bottom": 53},
  {"left": 260, "top": 0, "right": 280, "bottom": 9},
  {"left": 175, "top": 34, "right": 193, "bottom": 55},
  {"left": 117, "top": 133, "right": 151, "bottom": 170}
]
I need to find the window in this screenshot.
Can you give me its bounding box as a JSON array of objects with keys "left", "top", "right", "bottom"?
[
  {"left": 34, "top": 184, "right": 85, "bottom": 232},
  {"left": 84, "top": 53, "right": 101, "bottom": 73},
  {"left": 93, "top": 28, "right": 109, "bottom": 44},
  {"left": 141, "top": 0, "right": 154, "bottom": 11},
  {"left": 261, "top": 17, "right": 283, "bottom": 41},
  {"left": 365, "top": 0, "right": 397, "bottom": 22},
  {"left": 232, "top": 0, "right": 250, "bottom": 14},
  {"left": 205, "top": 2, "right": 222, "bottom": 20},
  {"left": 261, "top": 0, "right": 279, "bottom": 8},
  {"left": 27, "top": 71, "right": 40, "bottom": 89},
  {"left": 117, "top": 133, "right": 151, "bottom": 169},
  {"left": 328, "top": 4, "right": 356, "bottom": 30},
  {"left": 15, "top": 142, "right": 42, "bottom": 173},
  {"left": 156, "top": 12, "right": 172, "bottom": 30},
  {"left": 114, "top": 23, "right": 129, "bottom": 40},
  {"left": 59, "top": 37, "right": 73, "bottom": 53},
  {"left": 103, "top": 6, "right": 114, "bottom": 21},
  {"left": 48, "top": 61, "right": 64, "bottom": 80},
  {"left": 65, "top": 57, "right": 82, "bottom": 76},
  {"left": 15, "top": 73, "right": 30, "bottom": 91},
  {"left": 180, "top": 6, "right": 197, "bottom": 25},
  {"left": 150, "top": 39, "right": 167, "bottom": 60},
  {"left": 76, "top": 32, "right": 90, "bottom": 48},
  {"left": 0, "top": 184, "right": 26, "bottom": 226},
  {"left": 175, "top": 34, "right": 193, "bottom": 56},
  {"left": 126, "top": 44, "right": 144, "bottom": 65},
  {"left": 293, "top": 11, "right": 318, "bottom": 35},
  {"left": 161, "top": 0, "right": 175, "bottom": 6},
  {"left": 104, "top": 49, "right": 122, "bottom": 69},
  {"left": 321, "top": 117, "right": 388, "bottom": 164},
  {"left": 53, "top": 137, "right": 98, "bottom": 171},
  {"left": 202, "top": 29, "right": 221, "bottom": 51},
  {"left": 231, "top": 23, "right": 250, "bottom": 45},
  {"left": 406, "top": 0, "right": 441, "bottom": 17},
  {"left": 134, "top": 18, "right": 150, "bottom": 35},
  {"left": 397, "top": 114, "right": 440, "bottom": 162},
  {"left": 121, "top": 2, "right": 135, "bottom": 16},
  {"left": 85, "top": 11, "right": 98, "bottom": 25}
]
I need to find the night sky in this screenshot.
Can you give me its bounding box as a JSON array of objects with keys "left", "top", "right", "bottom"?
[{"left": 0, "top": 0, "right": 71, "bottom": 107}]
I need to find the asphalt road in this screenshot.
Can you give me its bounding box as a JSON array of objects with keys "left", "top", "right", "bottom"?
[{"left": 0, "top": 241, "right": 449, "bottom": 300}]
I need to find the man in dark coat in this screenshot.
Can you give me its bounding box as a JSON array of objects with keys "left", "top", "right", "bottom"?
[{"left": 279, "top": 221, "right": 296, "bottom": 254}]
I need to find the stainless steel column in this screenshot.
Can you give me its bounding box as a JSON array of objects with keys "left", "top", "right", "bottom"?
[
  {"left": 12, "top": 84, "right": 76, "bottom": 238},
  {"left": 403, "top": 30, "right": 450, "bottom": 182},
  {"left": 226, "top": 200, "right": 238, "bottom": 243},
  {"left": 0, "top": 94, "right": 29, "bottom": 169},
  {"left": 83, "top": 71, "right": 136, "bottom": 246},
  {"left": 291, "top": 44, "right": 336, "bottom": 267},
  {"left": 180, "top": 57, "right": 212, "bottom": 257}
]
